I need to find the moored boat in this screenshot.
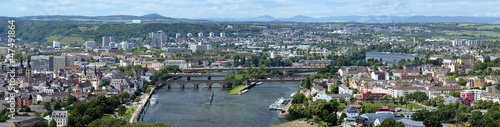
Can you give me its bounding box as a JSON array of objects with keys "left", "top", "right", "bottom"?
[{"left": 150, "top": 95, "right": 159, "bottom": 105}]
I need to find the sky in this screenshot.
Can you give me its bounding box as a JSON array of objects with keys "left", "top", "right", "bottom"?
[{"left": 1, "top": 0, "right": 500, "bottom": 18}]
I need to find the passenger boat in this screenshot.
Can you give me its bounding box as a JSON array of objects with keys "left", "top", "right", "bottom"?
[
  {"left": 256, "top": 82, "right": 263, "bottom": 85},
  {"left": 150, "top": 95, "right": 159, "bottom": 105}
]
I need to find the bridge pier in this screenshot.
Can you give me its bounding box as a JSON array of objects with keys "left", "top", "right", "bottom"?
[
  {"left": 187, "top": 76, "right": 191, "bottom": 81},
  {"left": 208, "top": 76, "right": 211, "bottom": 80}
]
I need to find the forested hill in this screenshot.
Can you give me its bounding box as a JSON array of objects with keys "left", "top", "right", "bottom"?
[{"left": 0, "top": 23, "right": 262, "bottom": 46}]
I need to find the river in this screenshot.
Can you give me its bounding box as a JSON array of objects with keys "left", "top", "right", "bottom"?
[
  {"left": 366, "top": 52, "right": 425, "bottom": 63},
  {"left": 140, "top": 72, "right": 301, "bottom": 127}
]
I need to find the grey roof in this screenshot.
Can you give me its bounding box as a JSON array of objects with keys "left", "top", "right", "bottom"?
[{"left": 342, "top": 106, "right": 359, "bottom": 114}]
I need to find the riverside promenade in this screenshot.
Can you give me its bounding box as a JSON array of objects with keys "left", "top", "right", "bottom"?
[{"left": 129, "top": 86, "right": 156, "bottom": 123}]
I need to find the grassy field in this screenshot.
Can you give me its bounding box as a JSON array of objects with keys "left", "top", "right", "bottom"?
[
  {"left": 337, "top": 102, "right": 426, "bottom": 111},
  {"left": 444, "top": 123, "right": 470, "bottom": 127},
  {"left": 78, "top": 25, "right": 100, "bottom": 32},
  {"left": 45, "top": 35, "right": 94, "bottom": 46},
  {"left": 229, "top": 85, "right": 248, "bottom": 95},
  {"left": 271, "top": 119, "right": 317, "bottom": 127},
  {"left": 441, "top": 30, "right": 500, "bottom": 38},
  {"left": 118, "top": 106, "right": 137, "bottom": 120}
]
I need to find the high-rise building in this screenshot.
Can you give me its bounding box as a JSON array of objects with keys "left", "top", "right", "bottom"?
[
  {"left": 209, "top": 32, "right": 215, "bottom": 38},
  {"left": 198, "top": 32, "right": 203, "bottom": 37},
  {"left": 176, "top": 33, "right": 181, "bottom": 38},
  {"left": 53, "top": 56, "right": 66, "bottom": 71},
  {"left": 149, "top": 30, "right": 167, "bottom": 49},
  {"left": 85, "top": 41, "right": 96, "bottom": 49},
  {"left": 53, "top": 41, "right": 60, "bottom": 49},
  {"left": 220, "top": 32, "right": 225, "bottom": 38},
  {"left": 102, "top": 36, "right": 114, "bottom": 48},
  {"left": 31, "top": 55, "right": 73, "bottom": 72},
  {"left": 187, "top": 33, "right": 193, "bottom": 38},
  {"left": 31, "top": 56, "right": 53, "bottom": 72}
]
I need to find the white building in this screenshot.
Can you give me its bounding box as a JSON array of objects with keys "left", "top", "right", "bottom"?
[
  {"left": 339, "top": 86, "right": 353, "bottom": 95},
  {"left": 462, "top": 89, "right": 485, "bottom": 100},
  {"left": 198, "top": 32, "right": 203, "bottom": 37},
  {"left": 51, "top": 110, "right": 68, "bottom": 127},
  {"left": 175, "top": 33, "right": 181, "bottom": 38},
  {"left": 164, "top": 60, "right": 188, "bottom": 69},
  {"left": 53, "top": 41, "right": 60, "bottom": 49},
  {"left": 220, "top": 32, "right": 225, "bottom": 38},
  {"left": 480, "top": 93, "right": 500, "bottom": 103},
  {"left": 187, "top": 33, "right": 193, "bottom": 38},
  {"left": 209, "top": 32, "right": 215, "bottom": 38},
  {"left": 391, "top": 87, "right": 426, "bottom": 98},
  {"left": 339, "top": 106, "right": 360, "bottom": 121}
]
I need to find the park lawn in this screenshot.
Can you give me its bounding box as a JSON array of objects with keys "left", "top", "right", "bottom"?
[
  {"left": 271, "top": 119, "right": 317, "bottom": 127},
  {"left": 118, "top": 106, "right": 137, "bottom": 120},
  {"left": 362, "top": 102, "right": 425, "bottom": 110},
  {"left": 229, "top": 85, "right": 248, "bottom": 95},
  {"left": 444, "top": 123, "right": 470, "bottom": 127}
]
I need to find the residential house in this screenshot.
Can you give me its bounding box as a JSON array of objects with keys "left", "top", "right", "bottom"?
[
  {"left": 51, "top": 110, "right": 68, "bottom": 127},
  {"left": 339, "top": 105, "right": 360, "bottom": 121},
  {"left": 311, "top": 85, "right": 326, "bottom": 95},
  {"left": 457, "top": 57, "right": 474, "bottom": 66}
]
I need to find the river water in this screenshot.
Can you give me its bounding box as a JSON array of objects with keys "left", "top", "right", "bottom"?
[
  {"left": 141, "top": 72, "right": 301, "bottom": 127},
  {"left": 366, "top": 52, "right": 426, "bottom": 63}
]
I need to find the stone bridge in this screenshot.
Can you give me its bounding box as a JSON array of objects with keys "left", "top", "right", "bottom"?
[
  {"left": 157, "top": 80, "right": 234, "bottom": 89},
  {"left": 251, "top": 75, "right": 307, "bottom": 80}
]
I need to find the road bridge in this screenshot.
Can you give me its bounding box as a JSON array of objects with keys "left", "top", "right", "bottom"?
[{"left": 182, "top": 66, "right": 327, "bottom": 75}]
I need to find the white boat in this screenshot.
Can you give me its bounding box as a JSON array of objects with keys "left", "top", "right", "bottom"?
[
  {"left": 256, "top": 82, "right": 263, "bottom": 85},
  {"left": 150, "top": 96, "right": 159, "bottom": 105}
]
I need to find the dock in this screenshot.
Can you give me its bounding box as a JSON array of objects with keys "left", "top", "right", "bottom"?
[{"left": 129, "top": 86, "right": 156, "bottom": 123}]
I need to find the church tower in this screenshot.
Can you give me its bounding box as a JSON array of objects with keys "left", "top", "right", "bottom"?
[
  {"left": 26, "top": 58, "right": 32, "bottom": 85},
  {"left": 91, "top": 65, "right": 101, "bottom": 89},
  {"left": 80, "top": 65, "right": 88, "bottom": 83}
]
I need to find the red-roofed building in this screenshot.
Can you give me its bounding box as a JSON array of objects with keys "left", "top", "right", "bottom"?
[{"left": 361, "top": 92, "right": 386, "bottom": 100}]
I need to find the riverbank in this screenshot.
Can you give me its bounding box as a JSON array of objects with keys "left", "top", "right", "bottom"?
[
  {"left": 129, "top": 86, "right": 156, "bottom": 123},
  {"left": 229, "top": 85, "right": 247, "bottom": 95},
  {"left": 271, "top": 119, "right": 317, "bottom": 127}
]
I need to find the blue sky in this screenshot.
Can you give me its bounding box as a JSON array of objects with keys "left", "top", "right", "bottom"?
[{"left": 1, "top": 0, "right": 500, "bottom": 18}]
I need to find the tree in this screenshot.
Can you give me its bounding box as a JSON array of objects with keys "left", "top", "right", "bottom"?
[
  {"left": 292, "top": 92, "right": 306, "bottom": 104},
  {"left": 470, "top": 111, "right": 484, "bottom": 127},
  {"left": 457, "top": 78, "right": 467, "bottom": 86},
  {"left": 49, "top": 119, "right": 56, "bottom": 127},
  {"left": 33, "top": 121, "right": 48, "bottom": 127},
  {"left": 121, "top": 92, "right": 130, "bottom": 103},
  {"left": 118, "top": 106, "right": 126, "bottom": 115},
  {"left": 90, "top": 86, "right": 95, "bottom": 93},
  {"left": 44, "top": 102, "right": 51, "bottom": 110},
  {"left": 68, "top": 95, "right": 77, "bottom": 104},
  {"left": 54, "top": 102, "right": 62, "bottom": 110},
  {"left": 423, "top": 115, "right": 441, "bottom": 127}
]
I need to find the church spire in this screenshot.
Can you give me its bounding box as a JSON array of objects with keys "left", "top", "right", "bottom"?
[
  {"left": 83, "top": 65, "right": 87, "bottom": 76},
  {"left": 27, "top": 58, "right": 31, "bottom": 68},
  {"left": 19, "top": 57, "right": 23, "bottom": 67}
]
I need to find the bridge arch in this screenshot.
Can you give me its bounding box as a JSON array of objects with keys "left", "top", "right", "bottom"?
[
  {"left": 209, "top": 82, "right": 223, "bottom": 88},
  {"left": 184, "top": 83, "right": 196, "bottom": 89},
  {"left": 168, "top": 83, "right": 182, "bottom": 89},
  {"left": 198, "top": 83, "right": 209, "bottom": 89}
]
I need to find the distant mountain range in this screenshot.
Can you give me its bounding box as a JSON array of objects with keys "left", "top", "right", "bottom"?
[
  {"left": 2, "top": 13, "right": 500, "bottom": 23},
  {"left": 206, "top": 15, "right": 500, "bottom": 23}
]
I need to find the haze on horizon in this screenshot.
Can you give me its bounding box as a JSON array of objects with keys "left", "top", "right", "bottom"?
[{"left": 1, "top": 0, "right": 500, "bottom": 19}]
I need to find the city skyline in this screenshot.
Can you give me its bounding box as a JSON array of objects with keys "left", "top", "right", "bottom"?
[{"left": 1, "top": 0, "right": 500, "bottom": 18}]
